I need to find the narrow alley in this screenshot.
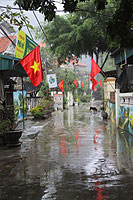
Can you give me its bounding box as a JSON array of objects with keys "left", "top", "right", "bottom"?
[{"left": 0, "top": 103, "right": 133, "bottom": 200}]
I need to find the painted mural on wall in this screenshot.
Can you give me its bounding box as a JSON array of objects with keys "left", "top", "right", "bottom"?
[
  {"left": 14, "top": 91, "right": 27, "bottom": 120},
  {"left": 109, "top": 102, "right": 115, "bottom": 124},
  {"left": 119, "top": 106, "right": 133, "bottom": 135},
  {"left": 116, "top": 131, "right": 133, "bottom": 171}
]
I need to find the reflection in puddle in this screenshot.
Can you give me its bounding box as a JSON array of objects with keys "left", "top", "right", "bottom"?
[
  {"left": 94, "top": 175, "right": 107, "bottom": 200},
  {"left": 60, "top": 137, "right": 67, "bottom": 156},
  {"left": 1, "top": 103, "right": 133, "bottom": 200}
]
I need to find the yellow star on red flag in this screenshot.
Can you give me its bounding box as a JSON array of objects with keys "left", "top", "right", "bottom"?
[{"left": 30, "top": 60, "right": 40, "bottom": 73}]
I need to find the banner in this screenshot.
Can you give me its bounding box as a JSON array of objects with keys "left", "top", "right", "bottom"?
[
  {"left": 15, "top": 30, "right": 38, "bottom": 59},
  {"left": 47, "top": 74, "right": 57, "bottom": 88},
  {"left": 54, "top": 94, "right": 63, "bottom": 110}
]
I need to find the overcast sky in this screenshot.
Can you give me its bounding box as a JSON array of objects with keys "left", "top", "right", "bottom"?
[{"left": 0, "top": 0, "right": 64, "bottom": 36}]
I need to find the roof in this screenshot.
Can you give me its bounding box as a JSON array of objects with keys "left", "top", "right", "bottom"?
[
  {"left": 72, "top": 61, "right": 88, "bottom": 67},
  {"left": 111, "top": 48, "right": 133, "bottom": 65},
  {"left": 0, "top": 54, "right": 27, "bottom": 77},
  {"left": 24, "top": 81, "right": 42, "bottom": 93},
  {"left": 104, "top": 70, "right": 116, "bottom": 78},
  {"left": 0, "top": 36, "right": 16, "bottom": 53},
  {"left": 38, "top": 42, "right": 47, "bottom": 48}
]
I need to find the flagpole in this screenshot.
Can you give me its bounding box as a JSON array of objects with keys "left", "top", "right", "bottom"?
[{"left": 21, "top": 77, "right": 25, "bottom": 129}]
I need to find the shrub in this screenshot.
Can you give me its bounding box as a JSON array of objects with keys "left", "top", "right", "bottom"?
[
  {"left": 30, "top": 96, "right": 54, "bottom": 119},
  {"left": 30, "top": 105, "right": 44, "bottom": 119},
  {"left": 40, "top": 96, "right": 54, "bottom": 110},
  {"left": 80, "top": 94, "right": 91, "bottom": 102},
  {"left": 0, "top": 119, "right": 12, "bottom": 134}
]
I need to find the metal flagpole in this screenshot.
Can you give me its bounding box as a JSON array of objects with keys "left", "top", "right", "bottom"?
[{"left": 21, "top": 77, "right": 25, "bottom": 129}]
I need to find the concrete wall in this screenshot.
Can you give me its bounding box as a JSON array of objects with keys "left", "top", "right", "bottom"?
[{"left": 103, "top": 78, "right": 116, "bottom": 116}]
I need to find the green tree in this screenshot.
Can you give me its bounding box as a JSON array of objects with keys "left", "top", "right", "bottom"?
[
  {"left": 35, "top": 2, "right": 113, "bottom": 63},
  {"left": 15, "top": 0, "right": 133, "bottom": 48},
  {"left": 0, "top": 5, "right": 33, "bottom": 30}
]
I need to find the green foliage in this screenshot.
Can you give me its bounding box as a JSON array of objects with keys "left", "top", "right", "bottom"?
[
  {"left": 0, "top": 5, "right": 33, "bottom": 30},
  {"left": 0, "top": 0, "right": 131, "bottom": 48},
  {"left": 0, "top": 119, "right": 12, "bottom": 134},
  {"left": 78, "top": 98, "right": 81, "bottom": 104},
  {"left": 35, "top": 2, "right": 114, "bottom": 62},
  {"left": 73, "top": 94, "right": 78, "bottom": 101},
  {"left": 30, "top": 105, "right": 44, "bottom": 119},
  {"left": 30, "top": 96, "right": 54, "bottom": 119},
  {"left": 38, "top": 79, "right": 50, "bottom": 98},
  {"left": 80, "top": 94, "right": 91, "bottom": 102},
  {"left": 40, "top": 96, "right": 54, "bottom": 110}
]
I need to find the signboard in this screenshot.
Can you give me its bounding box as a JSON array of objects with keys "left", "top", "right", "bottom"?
[
  {"left": 47, "top": 74, "right": 57, "bottom": 88},
  {"left": 54, "top": 94, "right": 63, "bottom": 110},
  {"left": 15, "top": 30, "right": 38, "bottom": 59}
]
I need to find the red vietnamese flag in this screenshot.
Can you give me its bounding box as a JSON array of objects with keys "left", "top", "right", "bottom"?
[
  {"left": 73, "top": 78, "right": 77, "bottom": 87},
  {"left": 90, "top": 58, "right": 101, "bottom": 81},
  {"left": 81, "top": 81, "right": 84, "bottom": 88},
  {"left": 58, "top": 80, "right": 64, "bottom": 92},
  {"left": 99, "top": 80, "right": 102, "bottom": 87},
  {"left": 20, "top": 46, "right": 43, "bottom": 87},
  {"left": 92, "top": 78, "right": 98, "bottom": 91}
]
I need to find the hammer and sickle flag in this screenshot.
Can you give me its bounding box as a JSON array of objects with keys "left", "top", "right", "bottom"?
[
  {"left": 20, "top": 46, "right": 43, "bottom": 87},
  {"left": 58, "top": 80, "right": 64, "bottom": 92}
]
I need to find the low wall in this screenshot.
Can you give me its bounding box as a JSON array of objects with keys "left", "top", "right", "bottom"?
[{"left": 27, "top": 97, "right": 41, "bottom": 110}]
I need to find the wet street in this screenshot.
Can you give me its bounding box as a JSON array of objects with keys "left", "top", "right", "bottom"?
[{"left": 0, "top": 103, "right": 133, "bottom": 200}]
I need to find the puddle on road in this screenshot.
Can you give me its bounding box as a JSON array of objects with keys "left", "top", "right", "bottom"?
[{"left": 0, "top": 103, "right": 133, "bottom": 200}]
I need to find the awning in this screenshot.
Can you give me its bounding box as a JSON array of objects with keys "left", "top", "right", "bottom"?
[
  {"left": 111, "top": 48, "right": 133, "bottom": 65},
  {"left": 0, "top": 54, "right": 27, "bottom": 77}
]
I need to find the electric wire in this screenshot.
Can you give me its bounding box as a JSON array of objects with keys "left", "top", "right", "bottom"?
[{"left": 33, "top": 10, "right": 51, "bottom": 47}]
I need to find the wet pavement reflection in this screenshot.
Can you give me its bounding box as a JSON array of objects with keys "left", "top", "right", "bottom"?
[{"left": 0, "top": 103, "right": 133, "bottom": 200}]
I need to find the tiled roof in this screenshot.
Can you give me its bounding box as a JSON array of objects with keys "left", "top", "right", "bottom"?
[
  {"left": 0, "top": 36, "right": 16, "bottom": 53},
  {"left": 38, "top": 42, "right": 47, "bottom": 48},
  {"left": 71, "top": 59, "right": 88, "bottom": 67}
]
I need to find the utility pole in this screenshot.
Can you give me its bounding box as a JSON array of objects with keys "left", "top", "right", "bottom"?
[{"left": 44, "top": 60, "right": 48, "bottom": 82}]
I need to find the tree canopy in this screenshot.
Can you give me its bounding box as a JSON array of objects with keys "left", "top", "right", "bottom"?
[
  {"left": 35, "top": 2, "right": 114, "bottom": 63},
  {"left": 15, "top": 0, "right": 133, "bottom": 48}
]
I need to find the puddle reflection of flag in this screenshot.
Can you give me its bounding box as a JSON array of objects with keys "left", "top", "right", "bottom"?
[
  {"left": 94, "top": 175, "right": 107, "bottom": 200},
  {"left": 60, "top": 137, "right": 67, "bottom": 155},
  {"left": 93, "top": 129, "right": 100, "bottom": 150},
  {"left": 75, "top": 131, "right": 79, "bottom": 148}
]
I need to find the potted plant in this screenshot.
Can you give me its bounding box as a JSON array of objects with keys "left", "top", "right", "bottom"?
[
  {"left": 3, "top": 120, "right": 22, "bottom": 147},
  {"left": 0, "top": 108, "right": 22, "bottom": 147}
]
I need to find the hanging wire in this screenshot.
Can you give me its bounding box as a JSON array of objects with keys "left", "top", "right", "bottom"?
[{"left": 32, "top": 10, "right": 51, "bottom": 47}]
